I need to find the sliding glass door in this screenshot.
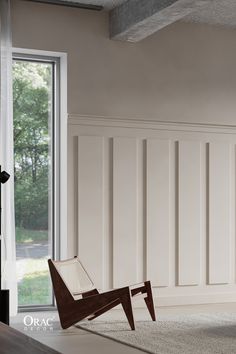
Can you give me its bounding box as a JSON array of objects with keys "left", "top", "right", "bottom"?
[{"left": 13, "top": 56, "right": 56, "bottom": 307}]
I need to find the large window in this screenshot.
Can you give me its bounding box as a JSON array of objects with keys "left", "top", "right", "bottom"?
[{"left": 13, "top": 55, "right": 58, "bottom": 307}]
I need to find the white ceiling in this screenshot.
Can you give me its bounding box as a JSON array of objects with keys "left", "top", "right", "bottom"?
[{"left": 64, "top": 0, "right": 236, "bottom": 28}]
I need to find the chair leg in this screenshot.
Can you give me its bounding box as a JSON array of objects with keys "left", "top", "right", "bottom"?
[
  {"left": 144, "top": 281, "right": 156, "bottom": 321},
  {"left": 120, "top": 291, "right": 135, "bottom": 330}
]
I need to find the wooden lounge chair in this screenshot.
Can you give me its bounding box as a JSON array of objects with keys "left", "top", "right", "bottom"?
[{"left": 48, "top": 257, "right": 156, "bottom": 330}]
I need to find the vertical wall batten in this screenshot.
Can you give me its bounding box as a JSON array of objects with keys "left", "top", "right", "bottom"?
[
  {"left": 209, "top": 142, "right": 231, "bottom": 284},
  {"left": 113, "top": 137, "right": 138, "bottom": 287},
  {"left": 178, "top": 141, "right": 201, "bottom": 286},
  {"left": 146, "top": 139, "right": 171, "bottom": 287},
  {"left": 137, "top": 139, "right": 145, "bottom": 282},
  {"left": 78, "top": 136, "right": 104, "bottom": 289}
]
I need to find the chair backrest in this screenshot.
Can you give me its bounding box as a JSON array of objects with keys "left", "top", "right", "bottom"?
[{"left": 51, "top": 257, "right": 95, "bottom": 297}]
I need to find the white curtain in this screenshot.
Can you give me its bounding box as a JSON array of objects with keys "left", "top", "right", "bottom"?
[{"left": 0, "top": 0, "right": 17, "bottom": 316}]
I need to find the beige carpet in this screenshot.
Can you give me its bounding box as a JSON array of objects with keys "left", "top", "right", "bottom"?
[{"left": 78, "top": 313, "right": 236, "bottom": 354}]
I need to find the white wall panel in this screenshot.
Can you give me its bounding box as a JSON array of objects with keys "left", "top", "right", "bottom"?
[
  {"left": 146, "top": 139, "right": 170, "bottom": 286},
  {"left": 209, "top": 142, "right": 231, "bottom": 284},
  {"left": 78, "top": 136, "right": 104, "bottom": 288},
  {"left": 178, "top": 141, "right": 201, "bottom": 285},
  {"left": 70, "top": 117, "right": 236, "bottom": 306},
  {"left": 113, "top": 137, "right": 138, "bottom": 287}
]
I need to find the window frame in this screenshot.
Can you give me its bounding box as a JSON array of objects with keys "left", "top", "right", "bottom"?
[{"left": 13, "top": 48, "right": 67, "bottom": 311}]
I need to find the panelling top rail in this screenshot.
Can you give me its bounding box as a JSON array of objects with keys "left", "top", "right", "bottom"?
[{"left": 68, "top": 114, "right": 236, "bottom": 135}]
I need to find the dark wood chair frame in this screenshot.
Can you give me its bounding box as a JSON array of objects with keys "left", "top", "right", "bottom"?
[{"left": 48, "top": 259, "right": 156, "bottom": 330}]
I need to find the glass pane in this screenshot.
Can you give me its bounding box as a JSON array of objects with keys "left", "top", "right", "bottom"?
[{"left": 13, "top": 59, "right": 53, "bottom": 306}]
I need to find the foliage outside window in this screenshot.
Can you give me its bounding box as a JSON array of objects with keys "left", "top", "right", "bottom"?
[{"left": 13, "top": 60, "right": 53, "bottom": 306}]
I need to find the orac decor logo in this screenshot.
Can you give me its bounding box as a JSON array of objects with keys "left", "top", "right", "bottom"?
[{"left": 23, "top": 315, "right": 55, "bottom": 332}]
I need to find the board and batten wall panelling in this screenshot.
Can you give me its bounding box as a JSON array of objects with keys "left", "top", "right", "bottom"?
[
  {"left": 146, "top": 139, "right": 171, "bottom": 287},
  {"left": 78, "top": 136, "right": 105, "bottom": 289},
  {"left": 209, "top": 142, "right": 231, "bottom": 285},
  {"left": 178, "top": 141, "right": 201, "bottom": 285},
  {"left": 69, "top": 116, "right": 236, "bottom": 306},
  {"left": 113, "top": 137, "right": 138, "bottom": 287}
]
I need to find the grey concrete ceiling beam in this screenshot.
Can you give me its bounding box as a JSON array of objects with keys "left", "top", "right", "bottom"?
[{"left": 110, "top": 0, "right": 211, "bottom": 42}]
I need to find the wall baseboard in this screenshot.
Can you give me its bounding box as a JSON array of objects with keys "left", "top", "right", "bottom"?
[{"left": 132, "top": 293, "right": 236, "bottom": 308}]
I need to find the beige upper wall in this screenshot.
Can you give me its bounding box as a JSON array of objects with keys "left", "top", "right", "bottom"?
[{"left": 12, "top": 0, "right": 236, "bottom": 125}]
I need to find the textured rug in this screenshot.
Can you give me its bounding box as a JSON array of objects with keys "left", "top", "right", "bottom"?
[{"left": 78, "top": 313, "right": 236, "bottom": 354}]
